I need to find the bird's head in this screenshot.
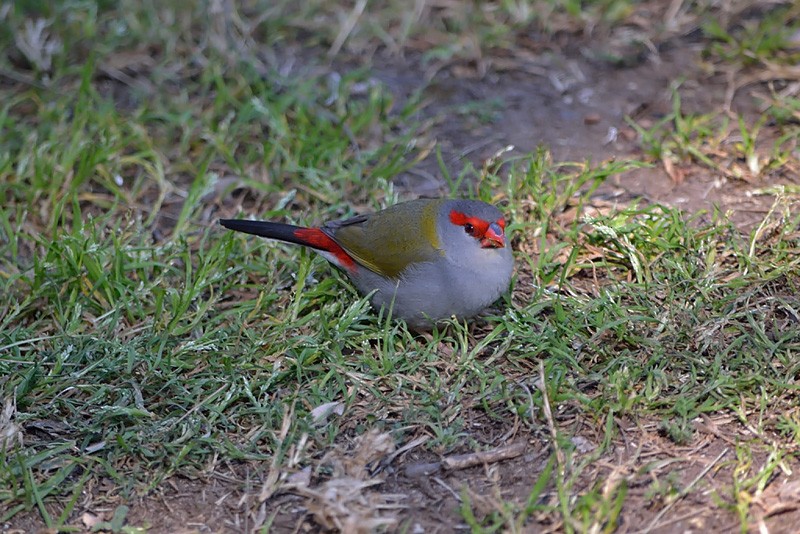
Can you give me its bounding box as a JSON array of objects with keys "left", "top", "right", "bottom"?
[{"left": 436, "top": 199, "right": 512, "bottom": 273}]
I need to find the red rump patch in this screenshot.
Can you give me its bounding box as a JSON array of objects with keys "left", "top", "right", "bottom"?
[{"left": 293, "top": 228, "right": 357, "bottom": 272}]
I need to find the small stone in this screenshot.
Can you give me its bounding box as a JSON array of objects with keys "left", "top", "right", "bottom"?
[{"left": 584, "top": 113, "right": 602, "bottom": 125}]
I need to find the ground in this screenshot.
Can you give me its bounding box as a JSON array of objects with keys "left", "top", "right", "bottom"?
[{"left": 2, "top": 1, "right": 800, "bottom": 533}]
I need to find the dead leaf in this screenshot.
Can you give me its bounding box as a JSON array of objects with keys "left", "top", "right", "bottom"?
[
  {"left": 81, "top": 512, "right": 102, "bottom": 529},
  {"left": 662, "top": 156, "right": 684, "bottom": 184},
  {"left": 310, "top": 401, "right": 345, "bottom": 425},
  {"left": 0, "top": 397, "right": 22, "bottom": 450}
]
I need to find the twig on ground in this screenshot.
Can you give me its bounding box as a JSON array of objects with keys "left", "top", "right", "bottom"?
[
  {"left": 441, "top": 441, "right": 527, "bottom": 471},
  {"left": 404, "top": 439, "right": 526, "bottom": 478},
  {"left": 539, "top": 360, "right": 565, "bottom": 470}
]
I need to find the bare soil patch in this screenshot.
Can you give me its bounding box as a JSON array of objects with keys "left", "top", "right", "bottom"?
[
  {"left": 365, "top": 38, "right": 797, "bottom": 230},
  {"left": 11, "top": 416, "right": 794, "bottom": 533}
]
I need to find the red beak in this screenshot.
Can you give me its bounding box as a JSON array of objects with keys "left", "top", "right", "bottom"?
[{"left": 481, "top": 222, "right": 505, "bottom": 249}]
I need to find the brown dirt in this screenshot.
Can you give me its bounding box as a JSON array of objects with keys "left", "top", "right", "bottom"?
[
  {"left": 10, "top": 415, "right": 798, "bottom": 533},
  {"left": 381, "top": 43, "right": 797, "bottom": 230}
]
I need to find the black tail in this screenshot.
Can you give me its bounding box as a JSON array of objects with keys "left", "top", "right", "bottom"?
[{"left": 220, "top": 219, "right": 311, "bottom": 247}]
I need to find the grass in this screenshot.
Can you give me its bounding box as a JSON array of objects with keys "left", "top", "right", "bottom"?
[
  {"left": 2, "top": 0, "right": 800, "bottom": 532},
  {"left": 628, "top": 86, "right": 797, "bottom": 184}
]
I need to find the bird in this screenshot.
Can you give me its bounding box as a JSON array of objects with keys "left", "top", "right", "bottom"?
[{"left": 220, "top": 198, "right": 514, "bottom": 329}]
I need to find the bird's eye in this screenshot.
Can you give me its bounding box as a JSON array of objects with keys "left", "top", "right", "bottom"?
[{"left": 464, "top": 223, "right": 474, "bottom": 235}]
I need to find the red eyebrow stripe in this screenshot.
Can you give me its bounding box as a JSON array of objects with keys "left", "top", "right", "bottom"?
[
  {"left": 449, "top": 211, "right": 507, "bottom": 229},
  {"left": 449, "top": 210, "right": 490, "bottom": 237},
  {"left": 449, "top": 210, "right": 470, "bottom": 226}
]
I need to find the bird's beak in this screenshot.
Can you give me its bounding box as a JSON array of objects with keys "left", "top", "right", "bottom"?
[{"left": 481, "top": 222, "right": 506, "bottom": 249}]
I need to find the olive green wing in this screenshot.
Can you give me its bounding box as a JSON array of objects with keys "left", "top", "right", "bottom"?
[{"left": 323, "top": 199, "right": 445, "bottom": 279}]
